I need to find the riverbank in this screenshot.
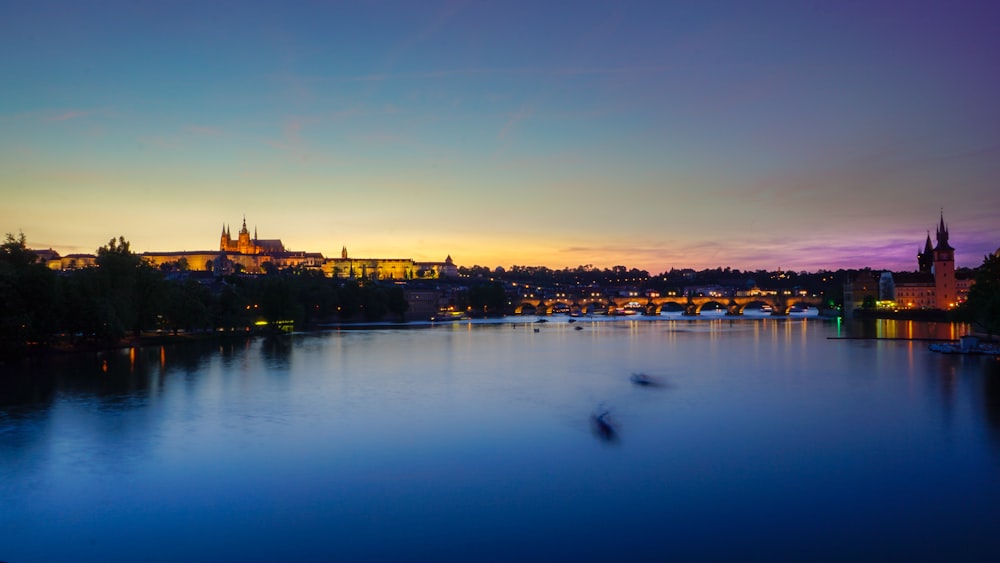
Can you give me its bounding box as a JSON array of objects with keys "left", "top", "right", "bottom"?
[
  {"left": 2, "top": 328, "right": 285, "bottom": 364},
  {"left": 851, "top": 309, "right": 953, "bottom": 322}
]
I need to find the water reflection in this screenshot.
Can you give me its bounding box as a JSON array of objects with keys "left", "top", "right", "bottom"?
[
  {"left": 844, "top": 318, "right": 969, "bottom": 340},
  {"left": 982, "top": 359, "right": 1000, "bottom": 446},
  {"left": 3, "top": 319, "right": 1000, "bottom": 561}
]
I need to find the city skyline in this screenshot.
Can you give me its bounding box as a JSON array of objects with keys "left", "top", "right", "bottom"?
[{"left": 3, "top": 1, "right": 999, "bottom": 272}]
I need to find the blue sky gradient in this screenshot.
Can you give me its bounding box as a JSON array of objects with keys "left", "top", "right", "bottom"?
[{"left": 2, "top": 0, "right": 998, "bottom": 271}]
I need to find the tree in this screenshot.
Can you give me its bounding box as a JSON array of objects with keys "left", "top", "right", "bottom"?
[
  {"left": 959, "top": 252, "right": 1000, "bottom": 338},
  {"left": 468, "top": 282, "right": 507, "bottom": 316},
  {"left": 96, "top": 236, "right": 165, "bottom": 339},
  {"left": 359, "top": 283, "right": 389, "bottom": 321},
  {"left": 164, "top": 279, "right": 212, "bottom": 334},
  {"left": 386, "top": 286, "right": 409, "bottom": 321},
  {"left": 0, "top": 232, "right": 38, "bottom": 267},
  {"left": 1, "top": 232, "right": 57, "bottom": 358}
]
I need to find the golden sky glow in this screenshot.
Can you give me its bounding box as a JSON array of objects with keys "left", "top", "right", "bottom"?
[{"left": 2, "top": 1, "right": 999, "bottom": 272}]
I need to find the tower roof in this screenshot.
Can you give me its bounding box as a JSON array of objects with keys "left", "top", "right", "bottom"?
[{"left": 935, "top": 211, "right": 954, "bottom": 251}]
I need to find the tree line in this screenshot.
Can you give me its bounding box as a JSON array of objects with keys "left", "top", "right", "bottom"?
[{"left": 1, "top": 233, "right": 408, "bottom": 360}]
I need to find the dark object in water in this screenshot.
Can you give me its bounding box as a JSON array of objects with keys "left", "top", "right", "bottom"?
[
  {"left": 535, "top": 318, "right": 548, "bottom": 323},
  {"left": 630, "top": 372, "right": 659, "bottom": 387},
  {"left": 574, "top": 325, "right": 583, "bottom": 331},
  {"left": 591, "top": 408, "right": 617, "bottom": 441},
  {"left": 533, "top": 328, "right": 540, "bottom": 333},
  {"left": 568, "top": 318, "right": 576, "bottom": 323}
]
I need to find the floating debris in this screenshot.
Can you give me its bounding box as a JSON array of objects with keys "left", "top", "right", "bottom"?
[
  {"left": 629, "top": 372, "right": 662, "bottom": 387},
  {"left": 590, "top": 407, "right": 617, "bottom": 442}
]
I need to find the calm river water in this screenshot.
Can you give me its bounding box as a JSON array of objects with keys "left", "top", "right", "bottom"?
[{"left": 2, "top": 317, "right": 1000, "bottom": 562}]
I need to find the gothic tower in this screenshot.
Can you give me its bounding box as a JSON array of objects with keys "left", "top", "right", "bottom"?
[
  {"left": 238, "top": 216, "right": 252, "bottom": 254},
  {"left": 917, "top": 231, "right": 933, "bottom": 273},
  {"left": 932, "top": 212, "right": 955, "bottom": 309},
  {"left": 220, "top": 224, "right": 235, "bottom": 252}
]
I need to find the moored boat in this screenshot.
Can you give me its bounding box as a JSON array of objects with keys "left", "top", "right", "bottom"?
[{"left": 929, "top": 335, "right": 1000, "bottom": 355}]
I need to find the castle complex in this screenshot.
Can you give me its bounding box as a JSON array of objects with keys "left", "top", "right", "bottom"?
[
  {"left": 219, "top": 218, "right": 285, "bottom": 255},
  {"left": 42, "top": 218, "right": 457, "bottom": 280}
]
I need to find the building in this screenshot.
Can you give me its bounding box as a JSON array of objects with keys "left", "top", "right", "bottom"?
[
  {"left": 219, "top": 217, "right": 285, "bottom": 255},
  {"left": 878, "top": 271, "right": 895, "bottom": 302},
  {"left": 41, "top": 218, "right": 458, "bottom": 280},
  {"left": 845, "top": 212, "right": 972, "bottom": 314},
  {"left": 36, "top": 250, "right": 97, "bottom": 270},
  {"left": 320, "top": 247, "right": 458, "bottom": 280}
]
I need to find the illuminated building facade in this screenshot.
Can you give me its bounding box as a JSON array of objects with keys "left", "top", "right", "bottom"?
[
  {"left": 320, "top": 247, "right": 458, "bottom": 280},
  {"left": 219, "top": 217, "right": 285, "bottom": 255},
  {"left": 848, "top": 212, "right": 972, "bottom": 313},
  {"left": 42, "top": 218, "right": 457, "bottom": 280}
]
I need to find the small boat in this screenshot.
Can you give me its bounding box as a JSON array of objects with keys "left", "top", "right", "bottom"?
[
  {"left": 430, "top": 311, "right": 468, "bottom": 322},
  {"left": 574, "top": 325, "right": 583, "bottom": 331},
  {"left": 929, "top": 336, "right": 1000, "bottom": 355}
]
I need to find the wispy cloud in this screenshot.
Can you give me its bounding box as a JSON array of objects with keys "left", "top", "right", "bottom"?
[
  {"left": 327, "top": 65, "right": 663, "bottom": 84},
  {"left": 498, "top": 106, "right": 534, "bottom": 140},
  {"left": 555, "top": 230, "right": 936, "bottom": 273},
  {"left": 43, "top": 110, "right": 90, "bottom": 123},
  {"left": 183, "top": 124, "right": 224, "bottom": 136}
]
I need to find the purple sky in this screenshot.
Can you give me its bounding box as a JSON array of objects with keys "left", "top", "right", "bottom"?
[{"left": 2, "top": 0, "right": 998, "bottom": 272}]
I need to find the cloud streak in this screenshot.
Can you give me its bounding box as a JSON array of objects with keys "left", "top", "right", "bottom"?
[{"left": 43, "top": 110, "right": 91, "bottom": 123}]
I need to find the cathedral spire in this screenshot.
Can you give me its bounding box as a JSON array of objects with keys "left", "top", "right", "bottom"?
[{"left": 241, "top": 215, "right": 248, "bottom": 234}]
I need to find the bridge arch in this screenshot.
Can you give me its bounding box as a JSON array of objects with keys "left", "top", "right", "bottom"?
[
  {"left": 739, "top": 300, "right": 774, "bottom": 315},
  {"left": 516, "top": 302, "right": 537, "bottom": 315},
  {"left": 656, "top": 301, "right": 686, "bottom": 315},
  {"left": 695, "top": 300, "right": 729, "bottom": 315}
]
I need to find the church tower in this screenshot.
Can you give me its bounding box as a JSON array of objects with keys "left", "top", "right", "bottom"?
[
  {"left": 917, "top": 231, "right": 933, "bottom": 273},
  {"left": 220, "top": 224, "right": 235, "bottom": 252},
  {"left": 932, "top": 212, "right": 955, "bottom": 309},
  {"left": 238, "top": 216, "right": 252, "bottom": 254}
]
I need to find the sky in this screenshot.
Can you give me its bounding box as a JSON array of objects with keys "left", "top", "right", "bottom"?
[{"left": 2, "top": 0, "right": 998, "bottom": 273}]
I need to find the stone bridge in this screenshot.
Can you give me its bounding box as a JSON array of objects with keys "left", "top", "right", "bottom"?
[{"left": 514, "top": 294, "right": 824, "bottom": 316}]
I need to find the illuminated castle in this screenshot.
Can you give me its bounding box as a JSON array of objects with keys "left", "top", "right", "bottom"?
[
  {"left": 135, "top": 217, "right": 457, "bottom": 279},
  {"left": 220, "top": 217, "right": 285, "bottom": 255}
]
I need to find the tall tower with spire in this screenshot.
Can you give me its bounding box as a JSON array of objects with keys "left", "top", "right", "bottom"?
[
  {"left": 237, "top": 215, "right": 252, "bottom": 254},
  {"left": 932, "top": 211, "right": 955, "bottom": 309},
  {"left": 917, "top": 231, "right": 934, "bottom": 273},
  {"left": 220, "top": 224, "right": 235, "bottom": 252}
]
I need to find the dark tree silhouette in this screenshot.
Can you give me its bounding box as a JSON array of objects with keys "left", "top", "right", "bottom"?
[{"left": 959, "top": 252, "right": 1000, "bottom": 338}]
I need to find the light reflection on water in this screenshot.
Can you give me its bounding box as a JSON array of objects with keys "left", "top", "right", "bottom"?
[{"left": 2, "top": 317, "right": 1000, "bottom": 561}]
